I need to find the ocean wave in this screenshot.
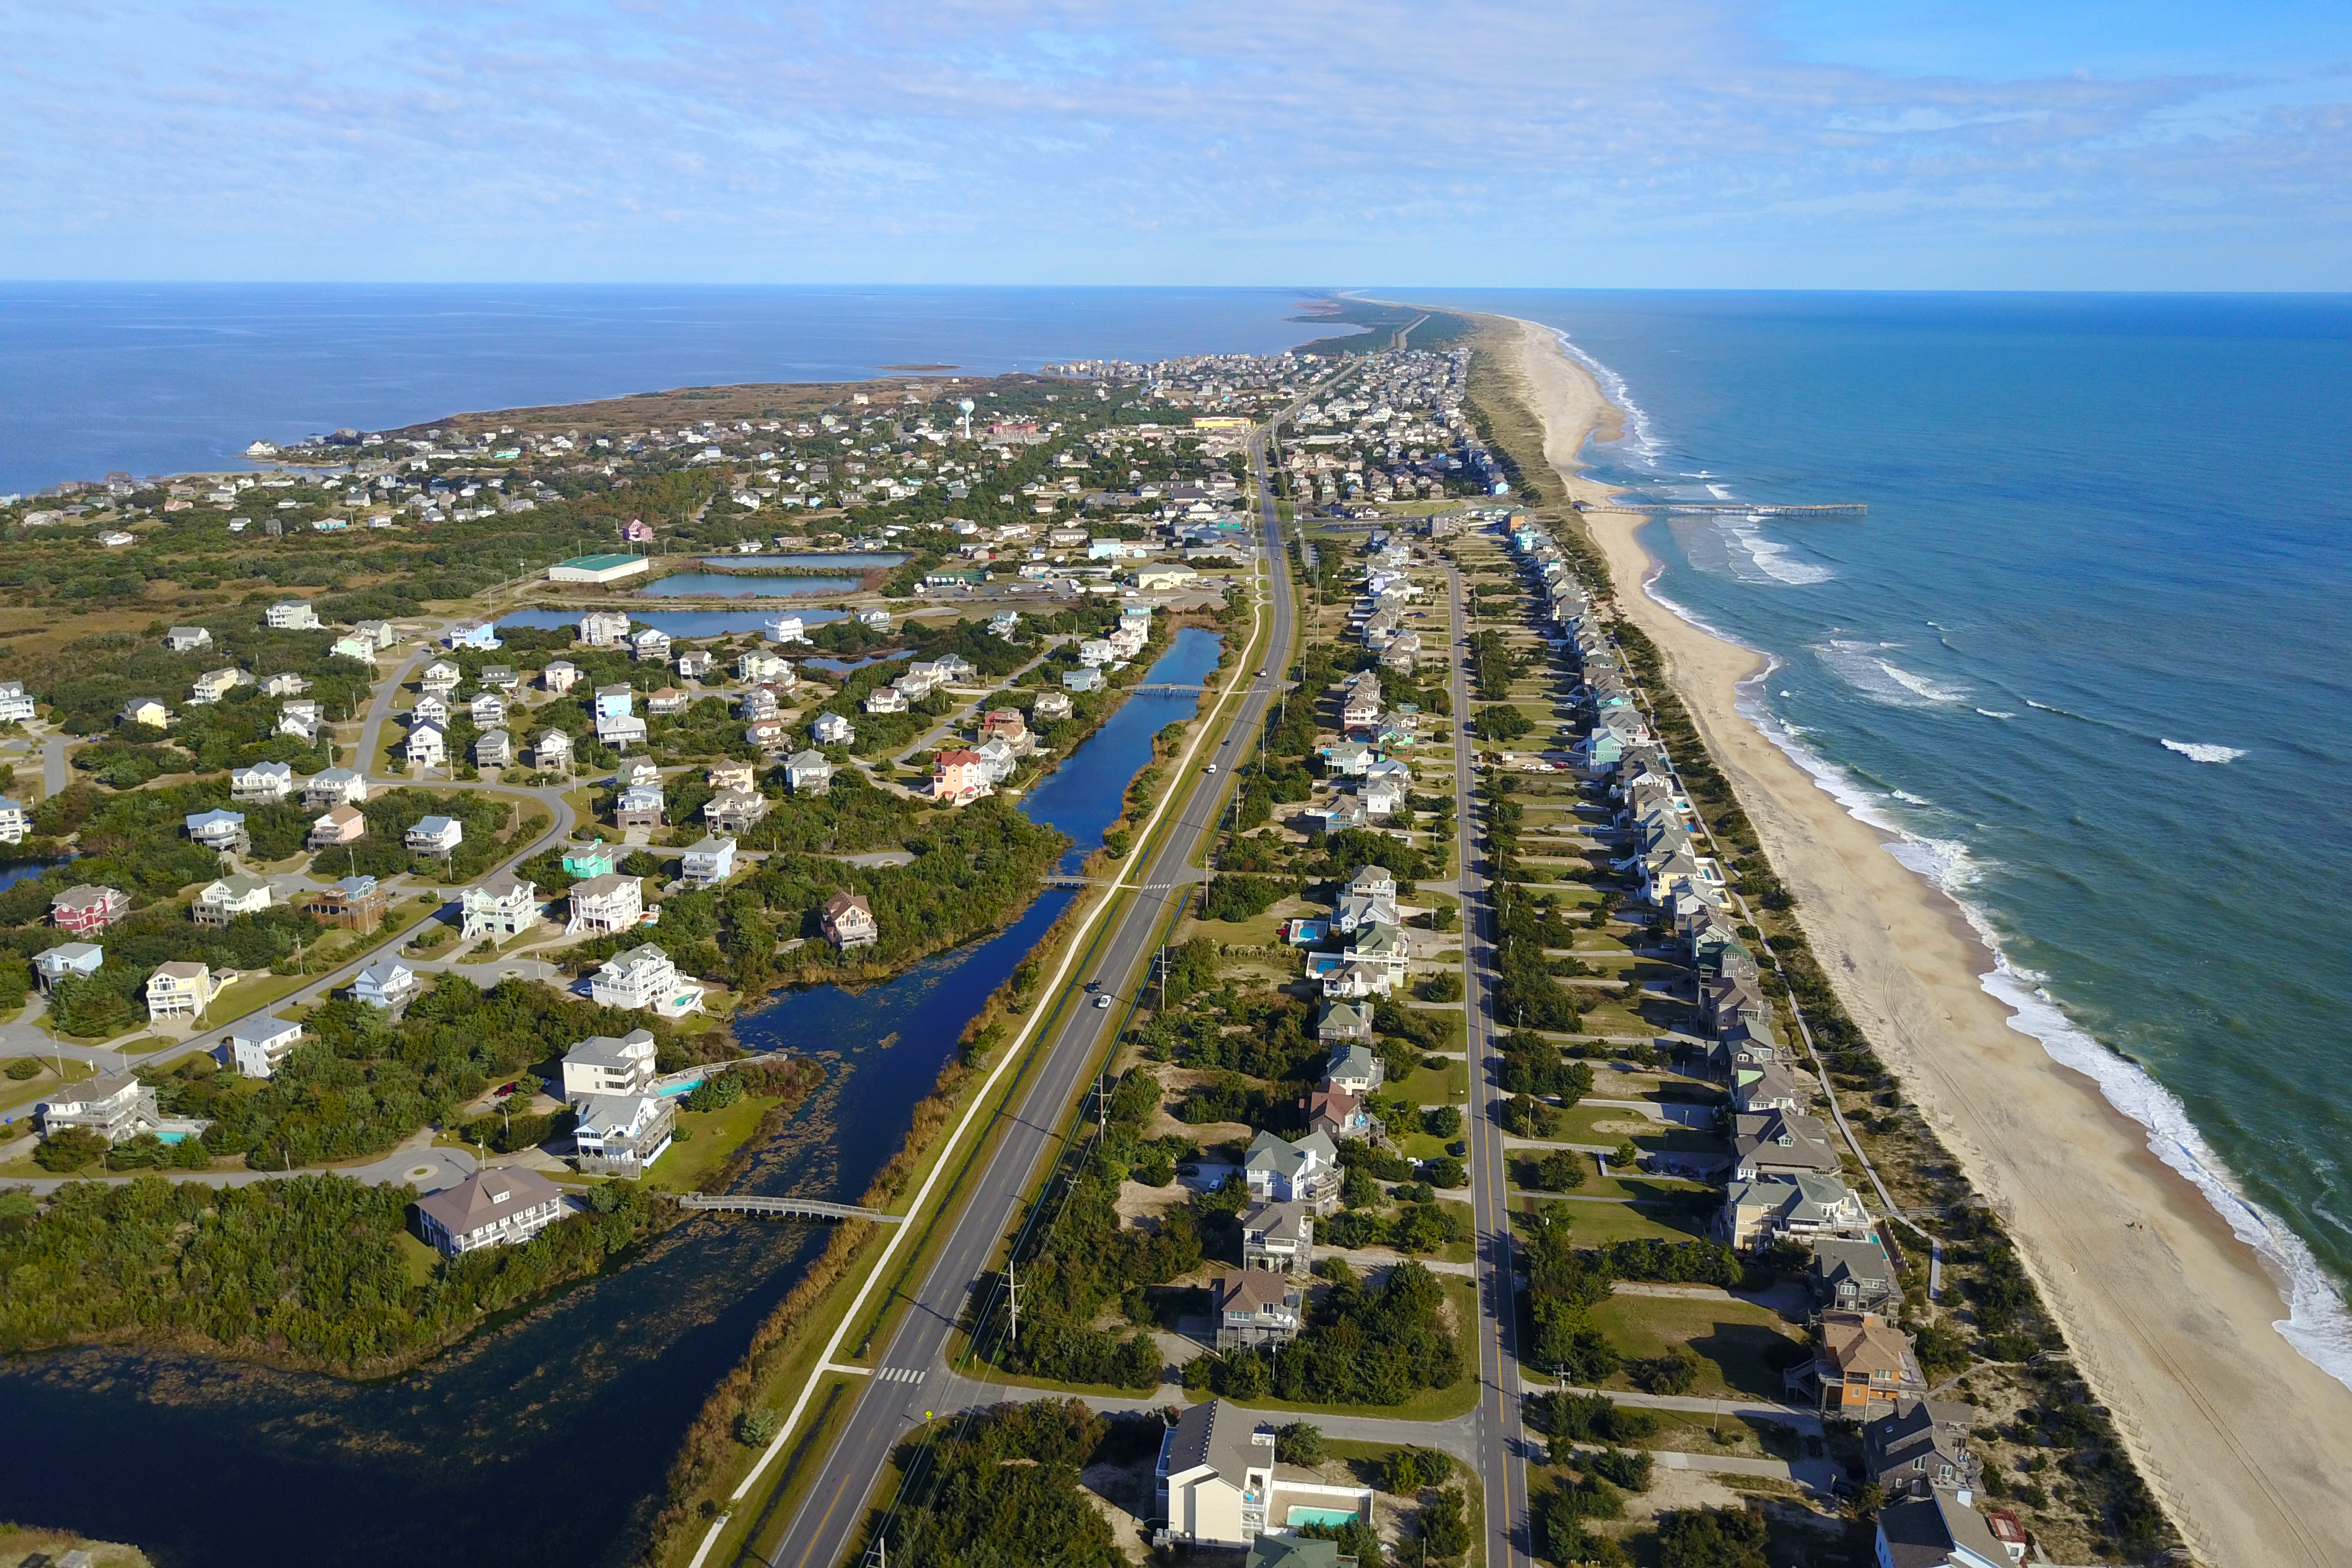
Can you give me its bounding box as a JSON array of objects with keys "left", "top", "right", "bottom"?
[
  {"left": 1740, "top": 676, "right": 2352, "bottom": 1398},
  {"left": 2025, "top": 698, "right": 2092, "bottom": 721},
  {"left": 1814, "top": 639, "right": 1969, "bottom": 707},
  {"left": 2161, "top": 738, "right": 2248, "bottom": 764},
  {"left": 1891, "top": 789, "right": 1932, "bottom": 805},
  {"left": 1720, "top": 516, "right": 1835, "bottom": 586},
  {"left": 1976, "top": 708, "right": 2017, "bottom": 720},
  {"left": 1978, "top": 959, "right": 2352, "bottom": 1395}
]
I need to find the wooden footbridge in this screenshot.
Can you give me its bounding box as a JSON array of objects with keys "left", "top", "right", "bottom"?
[{"left": 675, "top": 1193, "right": 901, "bottom": 1223}]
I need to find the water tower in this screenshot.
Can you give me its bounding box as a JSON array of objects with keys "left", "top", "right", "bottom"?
[{"left": 958, "top": 399, "right": 975, "bottom": 440}]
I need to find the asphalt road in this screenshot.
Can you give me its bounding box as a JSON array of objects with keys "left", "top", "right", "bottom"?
[
  {"left": 752, "top": 427, "right": 1301, "bottom": 1568},
  {"left": 1446, "top": 556, "right": 1537, "bottom": 1568}
]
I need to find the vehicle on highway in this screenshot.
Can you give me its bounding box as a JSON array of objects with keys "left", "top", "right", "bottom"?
[
  {"left": 1204, "top": 763, "right": 1218, "bottom": 773},
  {"left": 1083, "top": 979, "right": 1100, "bottom": 992},
  {"left": 1094, "top": 995, "right": 1112, "bottom": 1009}
]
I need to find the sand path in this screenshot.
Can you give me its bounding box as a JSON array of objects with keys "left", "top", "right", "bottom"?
[{"left": 1492, "top": 314, "right": 2352, "bottom": 1568}]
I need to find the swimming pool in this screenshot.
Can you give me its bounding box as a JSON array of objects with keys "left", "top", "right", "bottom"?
[{"left": 1284, "top": 1508, "right": 1358, "bottom": 1529}]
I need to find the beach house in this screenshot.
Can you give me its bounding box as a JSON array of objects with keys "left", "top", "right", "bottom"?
[
  {"left": 192, "top": 874, "right": 273, "bottom": 928},
  {"left": 561, "top": 1029, "right": 659, "bottom": 1098},
  {"left": 225, "top": 1017, "right": 304, "bottom": 1079},
  {"left": 145, "top": 961, "right": 224, "bottom": 1021},
  {"left": 185, "top": 808, "right": 248, "bottom": 854},
  {"left": 309, "top": 803, "right": 366, "bottom": 849},
  {"left": 1239, "top": 1201, "right": 1314, "bottom": 1277},
  {"left": 1242, "top": 1129, "right": 1341, "bottom": 1213},
  {"left": 52, "top": 885, "right": 129, "bottom": 935},
  {"left": 38, "top": 1071, "right": 162, "bottom": 1144},
  {"left": 304, "top": 767, "right": 368, "bottom": 808},
  {"left": 231, "top": 761, "right": 295, "bottom": 804},
  {"left": 353, "top": 957, "right": 419, "bottom": 1014},
  {"left": 572, "top": 1091, "right": 677, "bottom": 1176},
  {"left": 567, "top": 872, "right": 644, "bottom": 934},
  {"left": 589, "top": 944, "right": 702, "bottom": 1017},
  {"left": 821, "top": 891, "right": 878, "bottom": 950},
  {"left": 307, "top": 875, "right": 388, "bottom": 933},
  {"left": 416, "top": 1167, "right": 567, "bottom": 1258},
  {"left": 460, "top": 874, "right": 540, "bottom": 942},
  {"left": 932, "top": 749, "right": 991, "bottom": 804},
  {"left": 680, "top": 836, "right": 737, "bottom": 885}
]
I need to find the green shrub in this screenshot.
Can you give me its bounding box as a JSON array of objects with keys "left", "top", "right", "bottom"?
[
  {"left": 1274, "top": 1421, "right": 1325, "bottom": 1466},
  {"left": 4, "top": 1058, "right": 42, "bottom": 1081},
  {"left": 1533, "top": 1149, "right": 1588, "bottom": 1190},
  {"left": 34, "top": 1126, "right": 108, "bottom": 1172}
]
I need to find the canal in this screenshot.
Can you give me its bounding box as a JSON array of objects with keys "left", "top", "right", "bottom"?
[{"left": 0, "top": 628, "right": 1224, "bottom": 1568}]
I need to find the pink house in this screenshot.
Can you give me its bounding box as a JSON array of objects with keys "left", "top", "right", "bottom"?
[
  {"left": 622, "top": 518, "right": 655, "bottom": 543},
  {"left": 932, "top": 748, "right": 993, "bottom": 805}
]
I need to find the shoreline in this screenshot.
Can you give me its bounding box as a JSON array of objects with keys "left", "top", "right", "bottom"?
[{"left": 1489, "top": 313, "right": 2352, "bottom": 1568}]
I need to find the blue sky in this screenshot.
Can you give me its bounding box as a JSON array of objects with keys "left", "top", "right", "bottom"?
[{"left": 2, "top": 1, "right": 2346, "bottom": 287}]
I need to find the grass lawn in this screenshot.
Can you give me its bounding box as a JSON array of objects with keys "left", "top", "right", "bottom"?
[
  {"left": 0, "top": 1058, "right": 96, "bottom": 1116},
  {"left": 1392, "top": 1127, "right": 1458, "bottom": 1162},
  {"left": 1183, "top": 910, "right": 1286, "bottom": 948},
  {"left": 1554, "top": 1105, "right": 1723, "bottom": 1158},
  {"left": 1586, "top": 1293, "right": 1808, "bottom": 1401},
  {"left": 1522, "top": 1196, "right": 1712, "bottom": 1248},
  {"left": 646, "top": 1091, "right": 783, "bottom": 1193},
  {"left": 1392, "top": 1057, "right": 1469, "bottom": 1106},
  {"left": 397, "top": 1230, "right": 442, "bottom": 1288}
]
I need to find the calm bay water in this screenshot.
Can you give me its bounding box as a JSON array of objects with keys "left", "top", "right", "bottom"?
[
  {"left": 0, "top": 284, "right": 1320, "bottom": 494},
  {"left": 1414, "top": 289, "right": 2352, "bottom": 1383},
  {"left": 0, "top": 630, "right": 1220, "bottom": 1566}
]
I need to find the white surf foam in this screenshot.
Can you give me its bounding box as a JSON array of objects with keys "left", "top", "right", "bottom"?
[
  {"left": 1976, "top": 708, "right": 2016, "bottom": 720},
  {"left": 1720, "top": 514, "right": 1835, "bottom": 586},
  {"left": 1579, "top": 330, "right": 2352, "bottom": 1395},
  {"left": 1544, "top": 326, "right": 1664, "bottom": 468},
  {"left": 1736, "top": 664, "right": 2352, "bottom": 1398},
  {"left": 1814, "top": 640, "right": 1969, "bottom": 707},
  {"left": 2161, "top": 739, "right": 2248, "bottom": 764}
]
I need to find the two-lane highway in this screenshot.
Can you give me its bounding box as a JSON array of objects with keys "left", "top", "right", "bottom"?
[
  {"left": 750, "top": 417, "right": 1303, "bottom": 1568},
  {"left": 1446, "top": 556, "right": 1535, "bottom": 1568}
]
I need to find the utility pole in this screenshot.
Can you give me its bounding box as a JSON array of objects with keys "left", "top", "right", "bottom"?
[{"left": 1004, "top": 1259, "right": 1020, "bottom": 1344}]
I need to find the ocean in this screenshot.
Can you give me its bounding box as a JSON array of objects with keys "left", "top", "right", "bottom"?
[
  {"left": 0, "top": 283, "right": 1323, "bottom": 495},
  {"left": 1409, "top": 288, "right": 2352, "bottom": 1386}
]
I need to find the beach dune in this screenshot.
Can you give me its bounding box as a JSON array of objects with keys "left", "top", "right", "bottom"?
[{"left": 1495, "top": 314, "right": 2352, "bottom": 1568}]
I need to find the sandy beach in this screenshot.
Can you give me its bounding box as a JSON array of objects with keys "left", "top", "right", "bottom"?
[{"left": 1492, "top": 313, "right": 2352, "bottom": 1567}]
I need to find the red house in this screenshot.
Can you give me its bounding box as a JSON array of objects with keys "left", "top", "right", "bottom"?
[{"left": 51, "top": 884, "right": 129, "bottom": 934}]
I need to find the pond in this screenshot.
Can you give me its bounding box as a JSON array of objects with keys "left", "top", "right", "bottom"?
[
  {"left": 637, "top": 573, "right": 867, "bottom": 599},
  {"left": 0, "top": 628, "right": 1223, "bottom": 1568},
  {"left": 700, "top": 553, "right": 906, "bottom": 571},
  {"left": 495, "top": 607, "right": 848, "bottom": 639},
  {"left": 799, "top": 649, "right": 914, "bottom": 677}
]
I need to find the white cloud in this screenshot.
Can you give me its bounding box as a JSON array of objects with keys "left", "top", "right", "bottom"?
[{"left": 0, "top": 0, "right": 2344, "bottom": 283}]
